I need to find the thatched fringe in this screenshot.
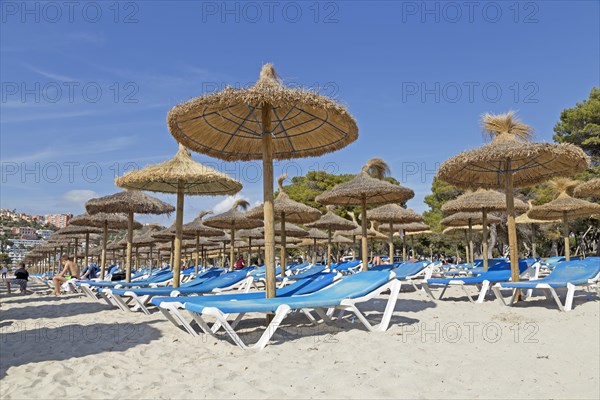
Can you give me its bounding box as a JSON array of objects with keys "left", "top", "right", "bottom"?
[
  {"left": 325, "top": 205, "right": 336, "bottom": 212},
  {"left": 482, "top": 111, "right": 533, "bottom": 141},
  {"left": 347, "top": 211, "right": 357, "bottom": 224},
  {"left": 197, "top": 210, "right": 213, "bottom": 220},
  {"left": 362, "top": 158, "right": 390, "bottom": 180},
  {"left": 259, "top": 63, "right": 280, "bottom": 84}
]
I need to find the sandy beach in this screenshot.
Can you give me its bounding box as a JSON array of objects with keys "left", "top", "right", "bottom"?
[{"left": 1, "top": 279, "right": 598, "bottom": 400}]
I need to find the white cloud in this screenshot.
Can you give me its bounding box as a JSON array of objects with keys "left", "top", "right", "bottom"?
[{"left": 62, "top": 189, "right": 98, "bottom": 207}]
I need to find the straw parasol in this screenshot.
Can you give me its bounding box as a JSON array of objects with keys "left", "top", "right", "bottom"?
[
  {"left": 86, "top": 190, "right": 175, "bottom": 282},
  {"left": 516, "top": 200, "right": 560, "bottom": 258},
  {"left": 247, "top": 174, "right": 320, "bottom": 276},
  {"left": 528, "top": 178, "right": 600, "bottom": 260},
  {"left": 168, "top": 64, "right": 358, "bottom": 299},
  {"left": 204, "top": 199, "right": 263, "bottom": 270},
  {"left": 305, "top": 228, "right": 328, "bottom": 264},
  {"left": 316, "top": 158, "right": 415, "bottom": 271},
  {"left": 237, "top": 227, "right": 264, "bottom": 264},
  {"left": 437, "top": 112, "right": 588, "bottom": 284},
  {"left": 573, "top": 178, "right": 600, "bottom": 198},
  {"left": 54, "top": 225, "right": 102, "bottom": 267},
  {"left": 305, "top": 207, "right": 356, "bottom": 268},
  {"left": 69, "top": 212, "right": 142, "bottom": 278},
  {"left": 367, "top": 204, "right": 422, "bottom": 262},
  {"left": 441, "top": 212, "right": 501, "bottom": 264},
  {"left": 442, "top": 189, "right": 527, "bottom": 270},
  {"left": 182, "top": 210, "right": 224, "bottom": 272},
  {"left": 115, "top": 144, "right": 242, "bottom": 287}
]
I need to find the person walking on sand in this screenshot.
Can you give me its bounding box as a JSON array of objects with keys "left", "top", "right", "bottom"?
[
  {"left": 1, "top": 266, "right": 7, "bottom": 282},
  {"left": 52, "top": 255, "right": 81, "bottom": 295}
]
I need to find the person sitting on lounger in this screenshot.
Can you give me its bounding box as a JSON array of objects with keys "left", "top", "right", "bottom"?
[
  {"left": 234, "top": 255, "right": 246, "bottom": 270},
  {"left": 52, "top": 255, "right": 81, "bottom": 295},
  {"left": 6, "top": 263, "right": 32, "bottom": 295}
]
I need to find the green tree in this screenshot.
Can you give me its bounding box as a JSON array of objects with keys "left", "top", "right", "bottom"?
[
  {"left": 422, "top": 177, "right": 464, "bottom": 232},
  {"left": 553, "top": 87, "right": 600, "bottom": 176},
  {"left": 0, "top": 253, "right": 11, "bottom": 266}
]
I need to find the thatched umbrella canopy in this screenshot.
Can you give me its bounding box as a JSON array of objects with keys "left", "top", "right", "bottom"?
[
  {"left": 441, "top": 212, "right": 501, "bottom": 264},
  {"left": 168, "top": 64, "right": 358, "bottom": 299},
  {"left": 515, "top": 200, "right": 560, "bottom": 258},
  {"left": 69, "top": 212, "right": 142, "bottom": 278},
  {"left": 304, "top": 228, "right": 328, "bottom": 264},
  {"left": 574, "top": 178, "right": 600, "bottom": 198},
  {"left": 247, "top": 174, "right": 321, "bottom": 276},
  {"left": 437, "top": 112, "right": 588, "bottom": 284},
  {"left": 367, "top": 204, "right": 422, "bottom": 262},
  {"left": 55, "top": 225, "right": 102, "bottom": 266},
  {"left": 306, "top": 207, "right": 356, "bottom": 268},
  {"left": 528, "top": 178, "right": 600, "bottom": 260},
  {"left": 115, "top": 144, "right": 242, "bottom": 287},
  {"left": 182, "top": 210, "right": 224, "bottom": 272},
  {"left": 86, "top": 190, "right": 175, "bottom": 283},
  {"left": 316, "top": 158, "right": 415, "bottom": 271},
  {"left": 441, "top": 189, "right": 527, "bottom": 270},
  {"left": 204, "top": 199, "right": 263, "bottom": 270}
]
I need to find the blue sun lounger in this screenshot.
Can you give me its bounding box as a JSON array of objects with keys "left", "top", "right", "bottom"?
[
  {"left": 331, "top": 260, "right": 362, "bottom": 274},
  {"left": 492, "top": 259, "right": 600, "bottom": 311},
  {"left": 422, "top": 259, "right": 535, "bottom": 303},
  {"left": 181, "top": 270, "right": 401, "bottom": 350},
  {"left": 277, "top": 265, "right": 328, "bottom": 285},
  {"left": 101, "top": 269, "right": 251, "bottom": 314},
  {"left": 153, "top": 272, "right": 340, "bottom": 335}
]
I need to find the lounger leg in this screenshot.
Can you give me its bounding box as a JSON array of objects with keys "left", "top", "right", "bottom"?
[
  {"left": 439, "top": 284, "right": 449, "bottom": 300},
  {"left": 491, "top": 284, "right": 508, "bottom": 306},
  {"left": 300, "top": 309, "right": 319, "bottom": 326},
  {"left": 97, "top": 291, "right": 115, "bottom": 306},
  {"left": 459, "top": 285, "right": 476, "bottom": 303},
  {"left": 475, "top": 281, "right": 490, "bottom": 304},
  {"left": 422, "top": 283, "right": 438, "bottom": 300},
  {"left": 110, "top": 294, "right": 134, "bottom": 312},
  {"left": 313, "top": 308, "right": 334, "bottom": 325},
  {"left": 130, "top": 294, "right": 152, "bottom": 315},
  {"left": 564, "top": 283, "right": 575, "bottom": 312},
  {"left": 548, "top": 287, "right": 566, "bottom": 312},
  {"left": 158, "top": 305, "right": 183, "bottom": 328}
]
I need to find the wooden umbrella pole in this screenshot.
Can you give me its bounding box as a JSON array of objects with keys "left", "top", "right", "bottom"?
[
  {"left": 169, "top": 239, "right": 174, "bottom": 270},
  {"left": 531, "top": 224, "right": 537, "bottom": 259},
  {"left": 468, "top": 219, "right": 474, "bottom": 266},
  {"left": 126, "top": 212, "right": 134, "bottom": 283},
  {"left": 222, "top": 242, "right": 226, "bottom": 268},
  {"left": 230, "top": 228, "right": 236, "bottom": 271},
  {"left": 402, "top": 232, "right": 407, "bottom": 262},
  {"left": 352, "top": 235, "right": 356, "bottom": 260},
  {"left": 361, "top": 196, "right": 368, "bottom": 271},
  {"left": 327, "top": 227, "right": 332, "bottom": 269},
  {"left": 195, "top": 232, "right": 200, "bottom": 274},
  {"left": 388, "top": 221, "right": 394, "bottom": 263},
  {"left": 482, "top": 210, "right": 489, "bottom": 271},
  {"left": 248, "top": 237, "right": 252, "bottom": 266},
  {"left": 562, "top": 212, "right": 570, "bottom": 261},
  {"left": 504, "top": 160, "right": 520, "bottom": 301},
  {"left": 149, "top": 244, "right": 154, "bottom": 274},
  {"left": 101, "top": 220, "right": 108, "bottom": 279},
  {"left": 463, "top": 230, "right": 469, "bottom": 263},
  {"left": 262, "top": 103, "right": 276, "bottom": 299},
  {"left": 280, "top": 212, "right": 287, "bottom": 277},
  {"left": 74, "top": 238, "right": 79, "bottom": 265},
  {"left": 173, "top": 181, "right": 185, "bottom": 288},
  {"left": 201, "top": 245, "right": 205, "bottom": 268},
  {"left": 135, "top": 246, "right": 139, "bottom": 270},
  {"left": 84, "top": 232, "right": 89, "bottom": 267},
  {"left": 312, "top": 238, "right": 317, "bottom": 264}
]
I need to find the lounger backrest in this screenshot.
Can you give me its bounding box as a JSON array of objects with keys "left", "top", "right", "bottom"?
[
  {"left": 545, "top": 261, "right": 600, "bottom": 282},
  {"left": 394, "top": 261, "right": 428, "bottom": 278},
  {"left": 292, "top": 265, "right": 327, "bottom": 278},
  {"left": 180, "top": 269, "right": 224, "bottom": 287},
  {"left": 278, "top": 273, "right": 337, "bottom": 296},
  {"left": 545, "top": 256, "right": 566, "bottom": 265},
  {"left": 308, "top": 271, "right": 392, "bottom": 300},
  {"left": 194, "top": 270, "right": 249, "bottom": 291}
]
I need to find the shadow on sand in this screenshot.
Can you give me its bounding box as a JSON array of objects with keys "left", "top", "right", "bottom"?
[
  {"left": 0, "top": 321, "right": 162, "bottom": 379},
  {"left": 0, "top": 301, "right": 114, "bottom": 322}
]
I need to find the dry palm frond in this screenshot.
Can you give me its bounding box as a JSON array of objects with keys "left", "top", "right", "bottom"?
[
  {"left": 482, "top": 111, "right": 533, "bottom": 141},
  {"left": 549, "top": 178, "right": 578, "bottom": 197},
  {"left": 196, "top": 210, "right": 212, "bottom": 220},
  {"left": 362, "top": 158, "right": 390, "bottom": 180},
  {"left": 232, "top": 199, "right": 250, "bottom": 211}
]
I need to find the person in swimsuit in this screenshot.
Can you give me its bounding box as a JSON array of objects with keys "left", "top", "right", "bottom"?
[{"left": 52, "top": 255, "right": 81, "bottom": 295}]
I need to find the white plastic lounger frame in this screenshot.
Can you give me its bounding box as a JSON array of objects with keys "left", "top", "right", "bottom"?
[
  {"left": 184, "top": 272, "right": 401, "bottom": 350},
  {"left": 491, "top": 271, "right": 600, "bottom": 312},
  {"left": 422, "top": 262, "right": 540, "bottom": 304},
  {"left": 104, "top": 275, "right": 255, "bottom": 315}
]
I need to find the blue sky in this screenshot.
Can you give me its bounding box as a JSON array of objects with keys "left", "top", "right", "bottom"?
[{"left": 1, "top": 1, "right": 598, "bottom": 226}]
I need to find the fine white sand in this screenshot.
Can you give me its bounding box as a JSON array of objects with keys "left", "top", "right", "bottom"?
[{"left": 1, "top": 279, "right": 598, "bottom": 399}]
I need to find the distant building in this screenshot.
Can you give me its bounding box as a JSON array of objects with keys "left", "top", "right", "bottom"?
[
  {"left": 18, "top": 227, "right": 36, "bottom": 237},
  {"left": 11, "top": 239, "right": 43, "bottom": 247},
  {"left": 45, "top": 214, "right": 73, "bottom": 228},
  {"left": 36, "top": 229, "right": 54, "bottom": 239}
]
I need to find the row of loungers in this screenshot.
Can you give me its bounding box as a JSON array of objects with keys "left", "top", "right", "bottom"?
[{"left": 74, "top": 258, "right": 599, "bottom": 349}]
